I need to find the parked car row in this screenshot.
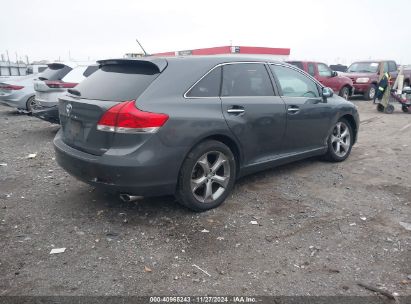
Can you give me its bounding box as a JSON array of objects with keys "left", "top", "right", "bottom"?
[
  {"left": 0, "top": 61, "right": 97, "bottom": 119},
  {"left": 286, "top": 59, "right": 411, "bottom": 101}
]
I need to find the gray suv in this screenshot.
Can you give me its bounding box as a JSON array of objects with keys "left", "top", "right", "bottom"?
[{"left": 54, "top": 56, "right": 359, "bottom": 211}]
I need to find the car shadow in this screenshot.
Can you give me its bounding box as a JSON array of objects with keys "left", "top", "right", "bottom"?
[
  {"left": 58, "top": 155, "right": 324, "bottom": 222},
  {"left": 349, "top": 95, "right": 368, "bottom": 101}
]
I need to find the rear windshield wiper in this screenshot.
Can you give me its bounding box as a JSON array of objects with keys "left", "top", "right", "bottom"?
[
  {"left": 68, "top": 89, "right": 81, "bottom": 96},
  {"left": 38, "top": 77, "right": 47, "bottom": 80}
]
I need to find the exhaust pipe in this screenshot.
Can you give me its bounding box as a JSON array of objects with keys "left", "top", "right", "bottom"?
[{"left": 119, "top": 194, "right": 143, "bottom": 203}]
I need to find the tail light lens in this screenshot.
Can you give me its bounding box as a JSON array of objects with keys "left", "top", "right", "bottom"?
[
  {"left": 0, "top": 85, "right": 24, "bottom": 90},
  {"left": 97, "top": 100, "right": 169, "bottom": 134},
  {"left": 45, "top": 81, "right": 78, "bottom": 89}
]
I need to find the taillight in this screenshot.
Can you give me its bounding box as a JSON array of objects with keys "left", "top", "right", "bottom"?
[
  {"left": 45, "top": 81, "right": 78, "bottom": 89},
  {"left": 97, "top": 100, "right": 169, "bottom": 133},
  {"left": 0, "top": 85, "right": 24, "bottom": 90}
]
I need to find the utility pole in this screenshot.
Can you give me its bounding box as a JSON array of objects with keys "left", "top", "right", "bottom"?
[{"left": 6, "top": 50, "right": 11, "bottom": 76}]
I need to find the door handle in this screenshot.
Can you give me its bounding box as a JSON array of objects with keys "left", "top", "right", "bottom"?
[
  {"left": 227, "top": 106, "right": 245, "bottom": 114},
  {"left": 287, "top": 106, "right": 300, "bottom": 114}
]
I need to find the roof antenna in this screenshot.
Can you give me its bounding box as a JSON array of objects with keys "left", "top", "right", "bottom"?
[{"left": 136, "top": 39, "right": 149, "bottom": 56}]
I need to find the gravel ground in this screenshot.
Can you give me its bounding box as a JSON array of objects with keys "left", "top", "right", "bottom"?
[{"left": 0, "top": 99, "right": 410, "bottom": 297}]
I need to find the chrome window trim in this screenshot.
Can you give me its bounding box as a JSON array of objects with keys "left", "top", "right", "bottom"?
[{"left": 183, "top": 61, "right": 273, "bottom": 99}]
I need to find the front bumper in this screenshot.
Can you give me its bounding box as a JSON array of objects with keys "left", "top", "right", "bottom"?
[
  {"left": 53, "top": 130, "right": 179, "bottom": 197},
  {"left": 353, "top": 83, "right": 370, "bottom": 94},
  {"left": 32, "top": 105, "right": 60, "bottom": 124}
]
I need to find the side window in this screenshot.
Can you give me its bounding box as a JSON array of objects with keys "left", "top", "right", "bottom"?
[
  {"left": 307, "top": 63, "right": 315, "bottom": 76},
  {"left": 317, "top": 63, "right": 332, "bottom": 77},
  {"left": 222, "top": 63, "right": 274, "bottom": 97},
  {"left": 186, "top": 66, "right": 221, "bottom": 97},
  {"left": 270, "top": 65, "right": 320, "bottom": 98},
  {"left": 388, "top": 61, "right": 397, "bottom": 72},
  {"left": 383, "top": 62, "right": 389, "bottom": 73}
]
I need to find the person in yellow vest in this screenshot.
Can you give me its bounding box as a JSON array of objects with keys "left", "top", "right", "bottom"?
[{"left": 374, "top": 72, "right": 391, "bottom": 103}]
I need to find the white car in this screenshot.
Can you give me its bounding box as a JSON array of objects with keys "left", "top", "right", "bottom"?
[{"left": 32, "top": 63, "right": 98, "bottom": 123}]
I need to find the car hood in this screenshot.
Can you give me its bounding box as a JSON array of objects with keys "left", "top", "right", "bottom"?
[{"left": 340, "top": 72, "right": 375, "bottom": 79}]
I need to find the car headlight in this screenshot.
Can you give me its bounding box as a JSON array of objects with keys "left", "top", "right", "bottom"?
[{"left": 356, "top": 77, "right": 370, "bottom": 83}]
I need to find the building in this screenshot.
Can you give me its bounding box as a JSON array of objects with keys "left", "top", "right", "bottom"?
[
  {"left": 0, "top": 61, "right": 28, "bottom": 76},
  {"left": 152, "top": 45, "right": 291, "bottom": 60}
]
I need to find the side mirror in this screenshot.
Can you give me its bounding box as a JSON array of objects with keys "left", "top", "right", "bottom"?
[
  {"left": 331, "top": 71, "right": 338, "bottom": 77},
  {"left": 322, "top": 87, "right": 334, "bottom": 98}
]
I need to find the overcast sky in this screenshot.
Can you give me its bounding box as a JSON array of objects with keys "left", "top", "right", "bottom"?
[{"left": 1, "top": 0, "right": 411, "bottom": 65}]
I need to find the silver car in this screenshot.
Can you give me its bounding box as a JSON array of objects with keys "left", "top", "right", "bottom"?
[{"left": 0, "top": 74, "right": 39, "bottom": 111}]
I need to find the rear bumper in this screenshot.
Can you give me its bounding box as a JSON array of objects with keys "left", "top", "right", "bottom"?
[
  {"left": 53, "top": 130, "right": 180, "bottom": 197},
  {"left": 35, "top": 91, "right": 62, "bottom": 107},
  {"left": 32, "top": 105, "right": 60, "bottom": 124}
]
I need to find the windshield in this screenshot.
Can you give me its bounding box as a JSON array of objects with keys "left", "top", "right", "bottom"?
[{"left": 347, "top": 62, "right": 379, "bottom": 73}]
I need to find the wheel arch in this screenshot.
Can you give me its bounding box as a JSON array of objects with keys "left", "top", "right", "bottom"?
[
  {"left": 340, "top": 114, "right": 358, "bottom": 144},
  {"left": 341, "top": 84, "right": 353, "bottom": 96},
  {"left": 181, "top": 133, "right": 243, "bottom": 179},
  {"left": 25, "top": 94, "right": 36, "bottom": 110}
]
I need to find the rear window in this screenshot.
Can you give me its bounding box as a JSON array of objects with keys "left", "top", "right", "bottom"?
[
  {"left": 72, "top": 63, "right": 160, "bottom": 101},
  {"left": 39, "top": 63, "right": 72, "bottom": 80}
]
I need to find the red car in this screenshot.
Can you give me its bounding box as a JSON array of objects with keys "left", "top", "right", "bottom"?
[
  {"left": 342, "top": 60, "right": 411, "bottom": 100},
  {"left": 287, "top": 61, "right": 353, "bottom": 99}
]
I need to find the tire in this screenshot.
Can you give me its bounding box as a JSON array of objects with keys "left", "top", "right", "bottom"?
[
  {"left": 25, "top": 96, "right": 37, "bottom": 112},
  {"left": 176, "top": 140, "right": 236, "bottom": 212},
  {"left": 402, "top": 105, "right": 409, "bottom": 113},
  {"left": 324, "top": 118, "right": 353, "bottom": 162},
  {"left": 384, "top": 104, "right": 394, "bottom": 114},
  {"left": 377, "top": 103, "right": 384, "bottom": 112},
  {"left": 364, "top": 84, "right": 377, "bottom": 100},
  {"left": 339, "top": 86, "right": 350, "bottom": 100}
]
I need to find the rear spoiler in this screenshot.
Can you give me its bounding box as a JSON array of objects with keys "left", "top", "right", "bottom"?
[{"left": 97, "top": 58, "right": 168, "bottom": 73}]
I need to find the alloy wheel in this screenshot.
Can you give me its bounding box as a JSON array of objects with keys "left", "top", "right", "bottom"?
[
  {"left": 190, "top": 151, "right": 230, "bottom": 203},
  {"left": 342, "top": 88, "right": 349, "bottom": 100},
  {"left": 27, "top": 96, "right": 39, "bottom": 112},
  {"left": 369, "top": 87, "right": 376, "bottom": 100},
  {"left": 330, "top": 122, "right": 351, "bottom": 157}
]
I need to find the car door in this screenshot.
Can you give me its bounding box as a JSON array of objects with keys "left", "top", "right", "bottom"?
[
  {"left": 220, "top": 62, "right": 287, "bottom": 165},
  {"left": 269, "top": 64, "right": 333, "bottom": 153},
  {"left": 316, "top": 63, "right": 339, "bottom": 92}
]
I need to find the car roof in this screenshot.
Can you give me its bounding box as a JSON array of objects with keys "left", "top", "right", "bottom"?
[{"left": 351, "top": 60, "right": 393, "bottom": 63}]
